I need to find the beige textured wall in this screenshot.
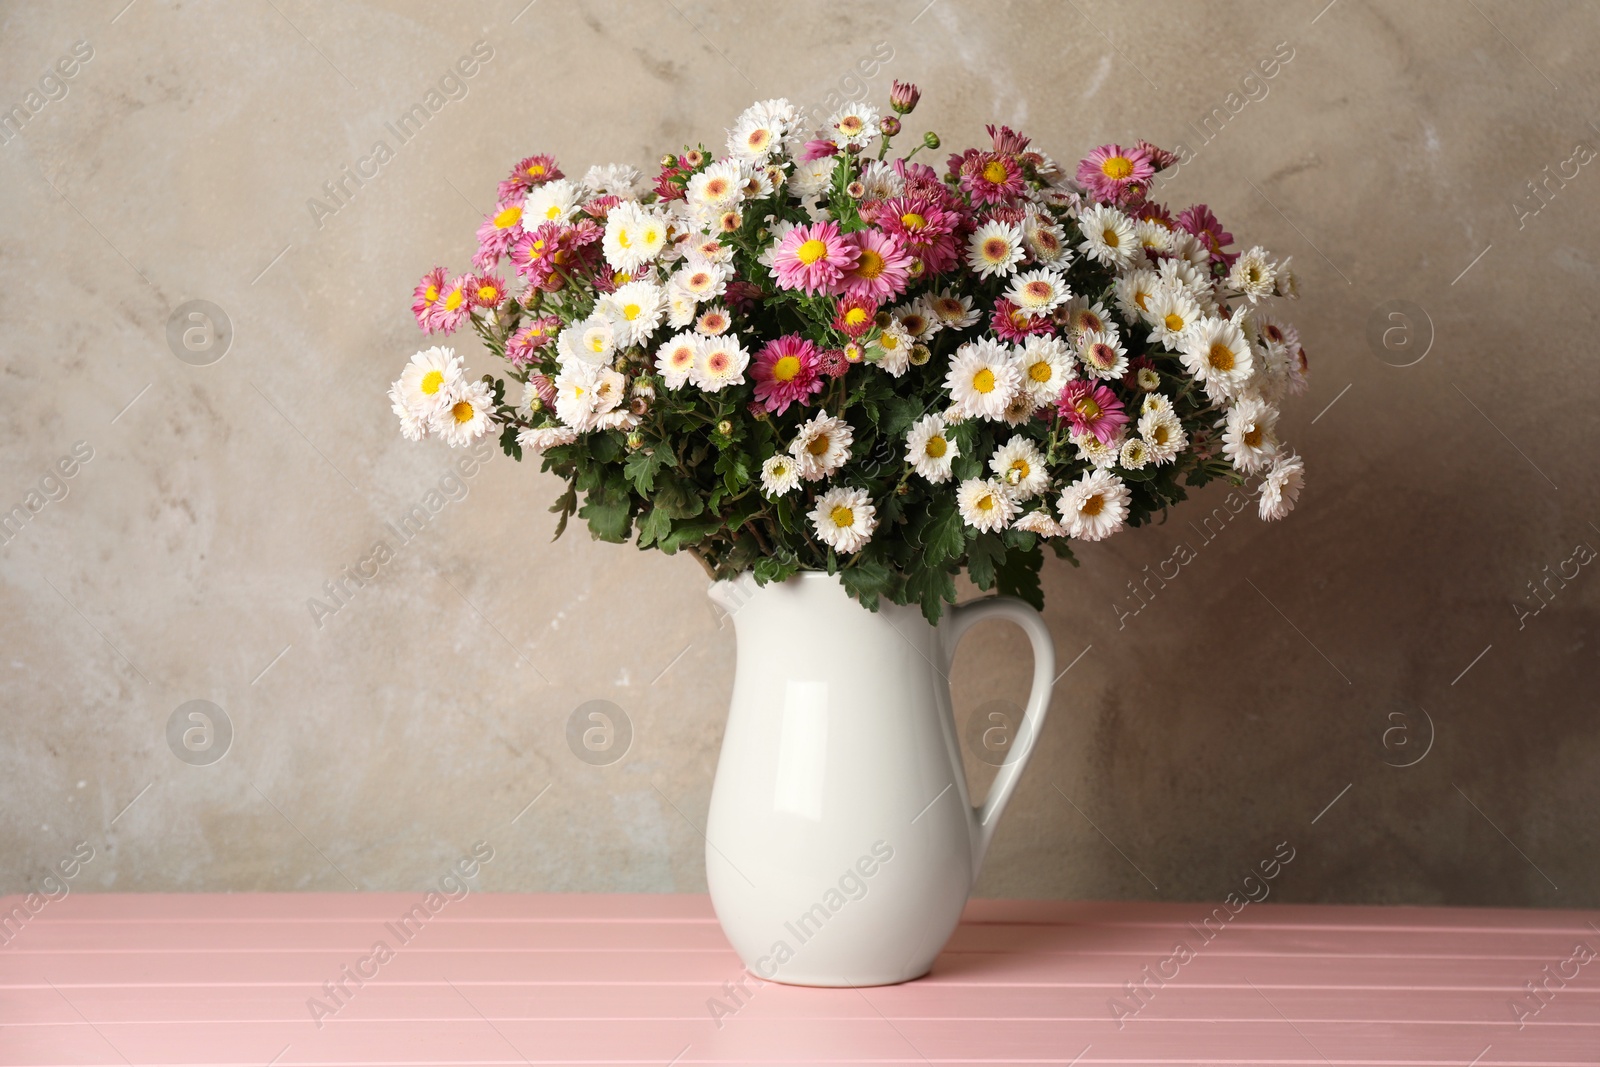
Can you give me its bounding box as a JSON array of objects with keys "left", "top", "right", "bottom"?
[{"left": 3, "top": 0, "right": 1596, "bottom": 909}]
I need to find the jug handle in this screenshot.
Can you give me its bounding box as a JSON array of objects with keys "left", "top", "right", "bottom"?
[{"left": 942, "top": 597, "right": 1056, "bottom": 875}]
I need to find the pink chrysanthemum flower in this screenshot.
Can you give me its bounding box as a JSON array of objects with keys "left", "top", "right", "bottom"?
[
  {"left": 987, "top": 124, "right": 1031, "bottom": 157},
  {"left": 877, "top": 196, "right": 961, "bottom": 275},
  {"left": 509, "top": 223, "right": 565, "bottom": 286},
  {"left": 840, "top": 230, "right": 914, "bottom": 302},
  {"left": 506, "top": 316, "right": 560, "bottom": 367},
  {"left": 1176, "top": 203, "right": 1238, "bottom": 268},
  {"left": 960, "top": 152, "right": 1026, "bottom": 206},
  {"left": 428, "top": 274, "right": 474, "bottom": 334},
  {"left": 497, "top": 154, "right": 563, "bottom": 201},
  {"left": 582, "top": 194, "right": 621, "bottom": 220},
  {"left": 1135, "top": 139, "right": 1181, "bottom": 171},
  {"left": 411, "top": 267, "right": 447, "bottom": 332},
  {"left": 1076, "top": 144, "right": 1155, "bottom": 203},
  {"left": 770, "top": 221, "right": 859, "bottom": 295},
  {"left": 833, "top": 295, "right": 878, "bottom": 339},
  {"left": 526, "top": 373, "right": 557, "bottom": 409},
  {"left": 801, "top": 139, "right": 840, "bottom": 162},
  {"left": 818, "top": 348, "right": 849, "bottom": 378},
  {"left": 990, "top": 298, "right": 1054, "bottom": 344},
  {"left": 470, "top": 273, "right": 510, "bottom": 309},
  {"left": 1057, "top": 380, "right": 1130, "bottom": 444},
  {"left": 752, "top": 335, "right": 825, "bottom": 416},
  {"left": 474, "top": 202, "right": 525, "bottom": 270}
]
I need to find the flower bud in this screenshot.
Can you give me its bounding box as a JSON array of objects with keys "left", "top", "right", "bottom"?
[
  {"left": 630, "top": 397, "right": 650, "bottom": 416},
  {"left": 880, "top": 116, "right": 901, "bottom": 137},
  {"left": 626, "top": 430, "right": 645, "bottom": 450},
  {"left": 527, "top": 398, "right": 543, "bottom": 414},
  {"left": 716, "top": 419, "right": 733, "bottom": 436},
  {"left": 923, "top": 131, "right": 941, "bottom": 150},
  {"left": 909, "top": 343, "right": 931, "bottom": 366},
  {"left": 846, "top": 181, "right": 866, "bottom": 199},
  {"left": 890, "top": 80, "right": 921, "bottom": 114},
  {"left": 660, "top": 153, "right": 676, "bottom": 168}
]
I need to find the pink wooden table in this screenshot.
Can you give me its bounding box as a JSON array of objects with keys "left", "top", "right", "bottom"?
[{"left": 3, "top": 894, "right": 1596, "bottom": 1065}]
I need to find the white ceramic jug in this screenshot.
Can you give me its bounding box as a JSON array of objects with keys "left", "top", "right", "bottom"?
[{"left": 704, "top": 570, "right": 1055, "bottom": 987}]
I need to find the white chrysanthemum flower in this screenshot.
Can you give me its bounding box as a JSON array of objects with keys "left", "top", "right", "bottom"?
[
  {"left": 1146, "top": 286, "right": 1202, "bottom": 350},
  {"left": 691, "top": 333, "right": 750, "bottom": 391},
  {"left": 1134, "top": 219, "right": 1173, "bottom": 256},
  {"left": 1000, "top": 392, "right": 1038, "bottom": 426},
  {"left": 1139, "top": 408, "right": 1187, "bottom": 465},
  {"left": 516, "top": 425, "right": 578, "bottom": 454},
  {"left": 760, "top": 453, "right": 801, "bottom": 497},
  {"left": 1141, "top": 392, "right": 1172, "bottom": 417},
  {"left": 1021, "top": 213, "right": 1071, "bottom": 266},
  {"left": 1112, "top": 269, "right": 1161, "bottom": 323},
  {"left": 1227, "top": 245, "right": 1277, "bottom": 303},
  {"left": 1077, "top": 329, "right": 1128, "bottom": 380},
  {"left": 1259, "top": 452, "right": 1305, "bottom": 521},
  {"left": 1286, "top": 344, "right": 1311, "bottom": 395},
  {"left": 603, "top": 200, "right": 669, "bottom": 272},
  {"left": 1118, "top": 437, "right": 1151, "bottom": 470},
  {"left": 789, "top": 157, "right": 838, "bottom": 200},
  {"left": 432, "top": 378, "right": 494, "bottom": 448},
  {"left": 990, "top": 437, "right": 1050, "bottom": 500},
  {"left": 555, "top": 314, "right": 616, "bottom": 368},
  {"left": 554, "top": 363, "right": 603, "bottom": 430},
  {"left": 790, "top": 412, "right": 854, "bottom": 481},
  {"left": 389, "top": 381, "right": 428, "bottom": 441},
  {"left": 966, "top": 220, "right": 1026, "bottom": 278},
  {"left": 1179, "top": 315, "right": 1255, "bottom": 400},
  {"left": 811, "top": 486, "right": 876, "bottom": 553},
  {"left": 669, "top": 258, "right": 731, "bottom": 305},
  {"left": 1058, "top": 469, "right": 1130, "bottom": 541},
  {"left": 666, "top": 289, "right": 698, "bottom": 329},
  {"left": 927, "top": 288, "right": 981, "bottom": 329},
  {"left": 1014, "top": 509, "right": 1067, "bottom": 538},
  {"left": 857, "top": 159, "right": 905, "bottom": 200},
  {"left": 728, "top": 112, "right": 783, "bottom": 162},
  {"left": 957, "top": 477, "right": 1020, "bottom": 532},
  {"left": 695, "top": 304, "right": 732, "bottom": 336},
  {"left": 1060, "top": 297, "right": 1115, "bottom": 341},
  {"left": 1220, "top": 397, "right": 1280, "bottom": 474},
  {"left": 597, "top": 281, "right": 666, "bottom": 347},
  {"left": 524, "top": 178, "right": 582, "bottom": 225},
  {"left": 870, "top": 323, "right": 913, "bottom": 377},
  {"left": 654, "top": 332, "right": 700, "bottom": 389},
  {"left": 686, "top": 160, "right": 745, "bottom": 222},
  {"left": 1073, "top": 431, "right": 1120, "bottom": 470},
  {"left": 1007, "top": 268, "right": 1070, "bottom": 317},
  {"left": 396, "top": 346, "right": 464, "bottom": 417},
  {"left": 1014, "top": 335, "right": 1075, "bottom": 406},
  {"left": 581, "top": 163, "right": 644, "bottom": 198},
  {"left": 1156, "top": 256, "right": 1216, "bottom": 313},
  {"left": 891, "top": 299, "right": 941, "bottom": 340},
  {"left": 1275, "top": 256, "right": 1300, "bottom": 299},
  {"left": 946, "top": 339, "right": 1021, "bottom": 421},
  {"left": 905, "top": 414, "right": 958, "bottom": 483},
  {"left": 591, "top": 367, "right": 626, "bottom": 414},
  {"left": 594, "top": 408, "right": 640, "bottom": 432},
  {"left": 827, "top": 101, "right": 880, "bottom": 148},
  {"left": 1135, "top": 367, "right": 1161, "bottom": 391},
  {"left": 1076, "top": 204, "right": 1137, "bottom": 268}
]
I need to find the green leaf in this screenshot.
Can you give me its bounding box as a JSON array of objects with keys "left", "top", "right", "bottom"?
[
  {"left": 636, "top": 505, "right": 672, "bottom": 548},
  {"left": 906, "top": 564, "right": 958, "bottom": 624},
  {"left": 499, "top": 422, "right": 523, "bottom": 462},
  {"left": 654, "top": 474, "right": 704, "bottom": 520},
  {"left": 995, "top": 541, "right": 1045, "bottom": 610},
  {"left": 753, "top": 554, "right": 801, "bottom": 586},
  {"left": 715, "top": 450, "right": 751, "bottom": 495},
  {"left": 922, "top": 503, "right": 966, "bottom": 566},
  {"left": 840, "top": 556, "right": 892, "bottom": 610},
  {"left": 577, "top": 477, "right": 633, "bottom": 543},
  {"left": 624, "top": 448, "right": 668, "bottom": 495},
  {"left": 661, "top": 520, "right": 722, "bottom": 553},
  {"left": 590, "top": 433, "right": 623, "bottom": 464},
  {"left": 966, "top": 532, "right": 1006, "bottom": 591}
]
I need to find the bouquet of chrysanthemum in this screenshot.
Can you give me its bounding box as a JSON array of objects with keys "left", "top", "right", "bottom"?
[{"left": 388, "top": 83, "right": 1308, "bottom": 621}]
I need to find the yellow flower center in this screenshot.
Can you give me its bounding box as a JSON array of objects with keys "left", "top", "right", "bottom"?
[
  {"left": 423, "top": 284, "right": 439, "bottom": 303},
  {"left": 901, "top": 212, "right": 927, "bottom": 228},
  {"left": 977, "top": 493, "right": 996, "bottom": 512},
  {"left": 1081, "top": 493, "right": 1105, "bottom": 516},
  {"left": 1164, "top": 312, "right": 1185, "bottom": 332},
  {"left": 1023, "top": 281, "right": 1052, "bottom": 303},
  {"left": 925, "top": 435, "right": 947, "bottom": 459},
  {"left": 1101, "top": 155, "right": 1134, "bottom": 179},
  {"left": 1102, "top": 227, "right": 1120, "bottom": 248},
  {"left": 451, "top": 401, "right": 474, "bottom": 424},
  {"left": 1074, "top": 395, "right": 1103, "bottom": 420},
  {"left": 830, "top": 504, "right": 855, "bottom": 528},
  {"left": 982, "top": 160, "right": 1009, "bottom": 184},
  {"left": 1208, "top": 342, "right": 1236, "bottom": 372},
  {"left": 543, "top": 204, "right": 562, "bottom": 220},
  {"left": 1029, "top": 361, "right": 1053, "bottom": 383},
  {"left": 616, "top": 228, "right": 632, "bottom": 248},
  {"left": 1152, "top": 424, "right": 1170, "bottom": 445},
  {"left": 844, "top": 307, "right": 868, "bottom": 326},
  {"left": 773, "top": 356, "right": 801, "bottom": 382},
  {"left": 478, "top": 286, "right": 499, "bottom": 302},
  {"left": 527, "top": 162, "right": 546, "bottom": 177},
  {"left": 1243, "top": 427, "right": 1263, "bottom": 448},
  {"left": 856, "top": 249, "right": 886, "bottom": 279},
  {"left": 421, "top": 370, "right": 444, "bottom": 395},
  {"left": 1134, "top": 291, "right": 1150, "bottom": 311},
  {"left": 622, "top": 303, "right": 642, "bottom": 320},
  {"left": 588, "top": 335, "right": 607, "bottom": 353},
  {"left": 644, "top": 225, "right": 662, "bottom": 244},
  {"left": 838, "top": 116, "right": 864, "bottom": 136},
  {"left": 807, "top": 433, "right": 831, "bottom": 456},
  {"left": 973, "top": 368, "right": 996, "bottom": 394},
  {"left": 706, "top": 178, "right": 729, "bottom": 197},
  {"left": 796, "top": 239, "right": 828, "bottom": 265},
  {"left": 443, "top": 290, "right": 464, "bottom": 311},
  {"left": 983, "top": 237, "right": 1009, "bottom": 261},
  {"left": 746, "top": 129, "right": 771, "bottom": 151},
  {"left": 1010, "top": 458, "right": 1030, "bottom": 479},
  {"left": 494, "top": 205, "right": 522, "bottom": 228}
]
